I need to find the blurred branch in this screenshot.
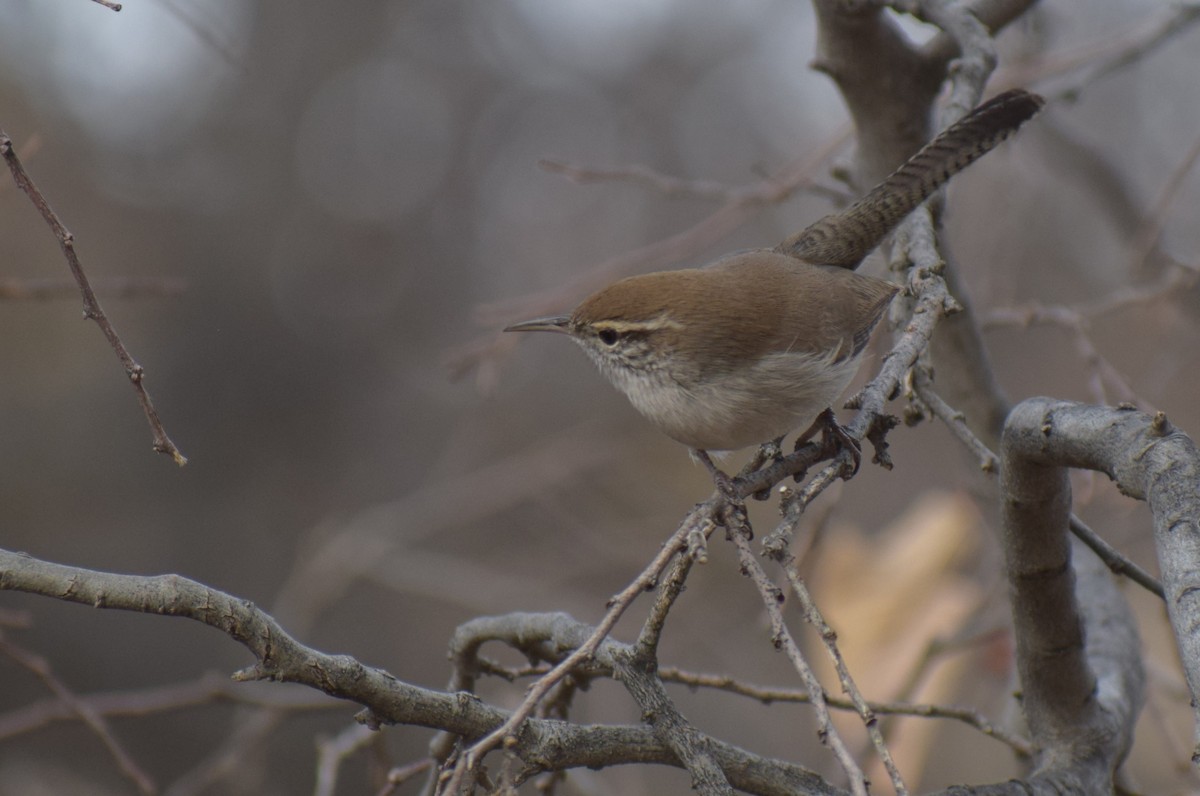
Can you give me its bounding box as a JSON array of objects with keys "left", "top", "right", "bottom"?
[
  {"left": 158, "top": 0, "right": 248, "bottom": 73},
  {"left": 164, "top": 707, "right": 280, "bottom": 796},
  {"left": 538, "top": 157, "right": 853, "bottom": 205},
  {"left": 89, "top": 0, "right": 122, "bottom": 10},
  {"left": 450, "top": 126, "right": 854, "bottom": 385},
  {"left": 0, "top": 276, "right": 186, "bottom": 301},
  {"left": 1001, "top": 3, "right": 1200, "bottom": 98},
  {"left": 315, "top": 723, "right": 382, "bottom": 796},
  {"left": 0, "top": 130, "right": 186, "bottom": 466},
  {"left": 167, "top": 433, "right": 615, "bottom": 795},
  {"left": 539, "top": 158, "right": 746, "bottom": 202},
  {"left": 1131, "top": 129, "right": 1200, "bottom": 270},
  {"left": 981, "top": 255, "right": 1199, "bottom": 407},
  {"left": 0, "top": 670, "right": 338, "bottom": 742},
  {"left": 0, "top": 634, "right": 154, "bottom": 794},
  {"left": 377, "top": 759, "right": 435, "bottom": 796},
  {"left": 982, "top": 303, "right": 1141, "bottom": 406}
]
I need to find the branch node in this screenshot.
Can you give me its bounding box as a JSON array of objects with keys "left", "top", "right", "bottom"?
[
  {"left": 356, "top": 707, "right": 384, "bottom": 730},
  {"left": 1150, "top": 411, "right": 1174, "bottom": 437},
  {"left": 866, "top": 413, "right": 899, "bottom": 470},
  {"left": 231, "top": 664, "right": 267, "bottom": 682}
]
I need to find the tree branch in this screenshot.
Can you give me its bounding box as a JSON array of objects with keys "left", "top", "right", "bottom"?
[
  {"left": 1002, "top": 399, "right": 1200, "bottom": 763},
  {"left": 0, "top": 131, "right": 186, "bottom": 465},
  {"left": 0, "top": 549, "right": 851, "bottom": 796}
]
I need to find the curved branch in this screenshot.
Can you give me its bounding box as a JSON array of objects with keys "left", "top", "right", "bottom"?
[
  {"left": 0, "top": 550, "right": 846, "bottom": 796},
  {"left": 1002, "top": 400, "right": 1200, "bottom": 753},
  {"left": 997, "top": 398, "right": 1200, "bottom": 785}
]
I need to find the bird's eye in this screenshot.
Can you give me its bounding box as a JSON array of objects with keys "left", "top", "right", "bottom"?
[{"left": 598, "top": 328, "right": 619, "bottom": 346}]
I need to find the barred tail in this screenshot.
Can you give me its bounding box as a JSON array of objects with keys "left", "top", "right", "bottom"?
[{"left": 778, "top": 89, "right": 1045, "bottom": 268}]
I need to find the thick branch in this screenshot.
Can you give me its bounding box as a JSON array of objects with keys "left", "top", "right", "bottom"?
[
  {"left": 991, "top": 398, "right": 1200, "bottom": 791},
  {"left": 1003, "top": 399, "right": 1200, "bottom": 759}
]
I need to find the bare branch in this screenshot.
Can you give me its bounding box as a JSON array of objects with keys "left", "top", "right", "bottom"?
[
  {"left": 912, "top": 369, "right": 1165, "bottom": 598},
  {"left": 0, "top": 131, "right": 186, "bottom": 465},
  {"left": 453, "top": 127, "right": 854, "bottom": 382},
  {"left": 436, "top": 510, "right": 704, "bottom": 794},
  {"left": 433, "top": 611, "right": 850, "bottom": 796},
  {"left": 315, "top": 723, "right": 381, "bottom": 796},
  {"left": 1000, "top": 400, "right": 1199, "bottom": 778},
  {"left": 727, "top": 514, "right": 871, "bottom": 796},
  {"left": 0, "top": 276, "right": 187, "bottom": 301},
  {"left": 0, "top": 549, "right": 849, "bottom": 796},
  {"left": 0, "top": 671, "right": 338, "bottom": 741},
  {"left": 656, "top": 667, "right": 1034, "bottom": 757},
  {"left": 0, "top": 635, "right": 154, "bottom": 794},
  {"left": 778, "top": 563, "right": 908, "bottom": 794}
]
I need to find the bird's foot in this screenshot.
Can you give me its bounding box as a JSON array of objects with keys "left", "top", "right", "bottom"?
[{"left": 797, "top": 408, "right": 861, "bottom": 477}]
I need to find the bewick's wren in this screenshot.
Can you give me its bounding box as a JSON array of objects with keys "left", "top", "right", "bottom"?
[{"left": 506, "top": 90, "right": 1044, "bottom": 459}]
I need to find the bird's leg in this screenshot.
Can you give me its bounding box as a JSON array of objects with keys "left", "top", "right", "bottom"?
[
  {"left": 692, "top": 449, "right": 740, "bottom": 501},
  {"left": 693, "top": 449, "right": 754, "bottom": 542}
]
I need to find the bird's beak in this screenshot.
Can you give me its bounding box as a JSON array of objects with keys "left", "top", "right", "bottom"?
[{"left": 503, "top": 316, "right": 571, "bottom": 334}]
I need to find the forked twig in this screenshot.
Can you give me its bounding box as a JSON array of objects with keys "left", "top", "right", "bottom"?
[{"left": 435, "top": 510, "right": 706, "bottom": 794}]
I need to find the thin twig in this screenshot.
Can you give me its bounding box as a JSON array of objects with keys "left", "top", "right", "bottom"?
[
  {"left": 911, "top": 370, "right": 1165, "bottom": 599},
  {"left": 726, "top": 516, "right": 870, "bottom": 796},
  {"left": 89, "top": 0, "right": 122, "bottom": 10},
  {"left": 780, "top": 563, "right": 908, "bottom": 795},
  {"left": 1068, "top": 515, "right": 1165, "bottom": 600},
  {"left": 616, "top": 550, "right": 735, "bottom": 795},
  {"left": 436, "top": 508, "right": 707, "bottom": 795},
  {"left": 633, "top": 544, "right": 697, "bottom": 660},
  {"left": 911, "top": 369, "right": 999, "bottom": 472},
  {"left": 0, "top": 131, "right": 186, "bottom": 465},
  {"left": 656, "top": 667, "right": 1033, "bottom": 757}
]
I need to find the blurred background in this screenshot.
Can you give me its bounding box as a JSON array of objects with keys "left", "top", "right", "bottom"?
[{"left": 0, "top": 0, "right": 1198, "bottom": 793}]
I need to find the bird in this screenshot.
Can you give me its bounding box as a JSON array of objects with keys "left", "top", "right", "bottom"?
[{"left": 505, "top": 89, "right": 1044, "bottom": 482}]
